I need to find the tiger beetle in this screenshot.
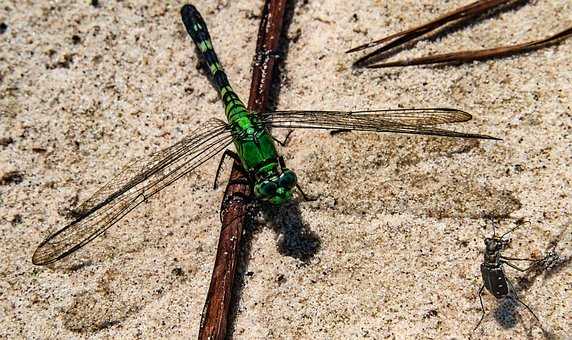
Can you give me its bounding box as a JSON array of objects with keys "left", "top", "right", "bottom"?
[{"left": 474, "top": 221, "right": 542, "bottom": 331}]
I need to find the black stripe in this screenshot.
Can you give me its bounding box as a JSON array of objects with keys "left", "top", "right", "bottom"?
[
  {"left": 213, "top": 70, "right": 230, "bottom": 89},
  {"left": 222, "top": 88, "right": 238, "bottom": 103},
  {"left": 252, "top": 157, "right": 277, "bottom": 175},
  {"left": 197, "top": 31, "right": 209, "bottom": 42},
  {"left": 204, "top": 50, "right": 218, "bottom": 65}
]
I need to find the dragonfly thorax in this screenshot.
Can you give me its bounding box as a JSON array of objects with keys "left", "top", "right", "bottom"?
[
  {"left": 230, "top": 115, "right": 298, "bottom": 205},
  {"left": 254, "top": 166, "right": 297, "bottom": 205}
]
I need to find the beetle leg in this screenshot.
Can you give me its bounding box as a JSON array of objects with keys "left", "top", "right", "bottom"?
[
  {"left": 507, "top": 281, "right": 541, "bottom": 324},
  {"left": 500, "top": 256, "right": 537, "bottom": 262},
  {"left": 501, "top": 256, "right": 543, "bottom": 271},
  {"left": 502, "top": 259, "right": 535, "bottom": 272},
  {"left": 473, "top": 284, "right": 486, "bottom": 332}
]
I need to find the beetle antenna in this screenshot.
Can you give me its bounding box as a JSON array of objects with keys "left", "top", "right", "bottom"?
[{"left": 500, "top": 220, "right": 530, "bottom": 240}]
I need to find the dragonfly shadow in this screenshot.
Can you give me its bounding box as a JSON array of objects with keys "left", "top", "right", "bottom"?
[
  {"left": 263, "top": 201, "right": 321, "bottom": 263},
  {"left": 226, "top": 201, "right": 320, "bottom": 336},
  {"left": 63, "top": 259, "right": 94, "bottom": 272}
]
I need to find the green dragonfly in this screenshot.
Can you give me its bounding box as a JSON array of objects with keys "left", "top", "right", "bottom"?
[{"left": 32, "top": 4, "right": 498, "bottom": 265}]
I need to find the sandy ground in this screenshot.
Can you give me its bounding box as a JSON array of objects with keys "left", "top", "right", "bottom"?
[{"left": 1, "top": 0, "right": 571, "bottom": 339}]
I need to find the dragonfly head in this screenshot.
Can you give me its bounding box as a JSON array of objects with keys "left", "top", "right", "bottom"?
[{"left": 254, "top": 169, "right": 297, "bottom": 205}]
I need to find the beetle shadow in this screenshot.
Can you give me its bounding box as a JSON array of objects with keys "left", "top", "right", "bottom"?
[
  {"left": 493, "top": 297, "right": 518, "bottom": 329},
  {"left": 513, "top": 223, "right": 572, "bottom": 293},
  {"left": 490, "top": 223, "right": 571, "bottom": 337},
  {"left": 492, "top": 296, "right": 556, "bottom": 339},
  {"left": 494, "top": 295, "right": 558, "bottom": 339}
]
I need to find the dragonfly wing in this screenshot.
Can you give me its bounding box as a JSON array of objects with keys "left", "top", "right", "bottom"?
[
  {"left": 260, "top": 109, "right": 499, "bottom": 140},
  {"left": 32, "top": 118, "right": 234, "bottom": 265}
]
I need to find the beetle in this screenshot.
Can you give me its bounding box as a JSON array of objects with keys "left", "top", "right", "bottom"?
[{"left": 474, "top": 221, "right": 542, "bottom": 331}]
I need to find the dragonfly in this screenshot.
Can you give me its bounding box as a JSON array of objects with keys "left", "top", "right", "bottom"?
[{"left": 32, "top": 4, "right": 499, "bottom": 266}]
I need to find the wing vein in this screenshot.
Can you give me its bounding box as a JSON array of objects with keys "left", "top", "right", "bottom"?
[
  {"left": 260, "top": 109, "right": 499, "bottom": 140},
  {"left": 33, "top": 119, "right": 234, "bottom": 265}
]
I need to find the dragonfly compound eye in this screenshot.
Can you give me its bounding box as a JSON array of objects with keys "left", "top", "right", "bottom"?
[
  {"left": 277, "top": 169, "right": 297, "bottom": 189},
  {"left": 255, "top": 181, "right": 278, "bottom": 198},
  {"left": 269, "top": 187, "right": 293, "bottom": 205}
]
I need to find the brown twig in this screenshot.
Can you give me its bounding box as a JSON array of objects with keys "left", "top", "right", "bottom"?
[
  {"left": 197, "top": 0, "right": 289, "bottom": 339},
  {"left": 349, "top": 0, "right": 512, "bottom": 67},
  {"left": 367, "top": 26, "right": 572, "bottom": 68}
]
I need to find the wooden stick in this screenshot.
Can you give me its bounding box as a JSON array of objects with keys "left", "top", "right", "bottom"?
[
  {"left": 349, "top": 0, "right": 511, "bottom": 67},
  {"left": 198, "top": 0, "right": 289, "bottom": 339},
  {"left": 367, "top": 26, "right": 572, "bottom": 68}
]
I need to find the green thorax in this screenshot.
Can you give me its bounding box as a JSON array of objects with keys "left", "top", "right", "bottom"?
[
  {"left": 227, "top": 100, "right": 280, "bottom": 176},
  {"left": 223, "top": 95, "right": 297, "bottom": 205}
]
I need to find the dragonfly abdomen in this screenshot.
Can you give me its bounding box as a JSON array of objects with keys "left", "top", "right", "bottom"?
[
  {"left": 181, "top": 5, "right": 247, "bottom": 124},
  {"left": 221, "top": 87, "right": 248, "bottom": 124}
]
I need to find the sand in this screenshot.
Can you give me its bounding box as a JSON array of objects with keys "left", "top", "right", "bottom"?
[{"left": 1, "top": 0, "right": 570, "bottom": 339}]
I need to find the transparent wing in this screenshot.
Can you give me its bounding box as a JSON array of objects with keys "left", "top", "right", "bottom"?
[
  {"left": 33, "top": 118, "right": 235, "bottom": 265},
  {"left": 260, "top": 108, "right": 499, "bottom": 139}
]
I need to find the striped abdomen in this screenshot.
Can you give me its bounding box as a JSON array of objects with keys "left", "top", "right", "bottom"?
[{"left": 180, "top": 4, "right": 246, "bottom": 124}]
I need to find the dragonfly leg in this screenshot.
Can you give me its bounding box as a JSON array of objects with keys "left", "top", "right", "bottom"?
[
  {"left": 272, "top": 129, "right": 294, "bottom": 147},
  {"left": 296, "top": 183, "right": 317, "bottom": 202},
  {"left": 277, "top": 155, "right": 287, "bottom": 169},
  {"left": 473, "top": 284, "right": 486, "bottom": 332},
  {"left": 277, "top": 156, "right": 317, "bottom": 202},
  {"left": 214, "top": 150, "right": 242, "bottom": 190},
  {"left": 219, "top": 179, "right": 253, "bottom": 224}
]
